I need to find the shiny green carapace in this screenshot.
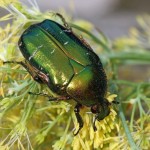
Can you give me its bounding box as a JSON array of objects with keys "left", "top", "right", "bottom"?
[{"left": 18, "top": 18, "right": 109, "bottom": 135}]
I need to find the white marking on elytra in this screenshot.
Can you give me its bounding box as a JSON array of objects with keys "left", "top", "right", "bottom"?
[
  {"left": 64, "top": 41, "right": 69, "bottom": 45},
  {"left": 60, "top": 29, "right": 71, "bottom": 34},
  {"left": 51, "top": 49, "right": 55, "bottom": 54},
  {"left": 28, "top": 45, "right": 43, "bottom": 61},
  {"left": 38, "top": 45, "right": 43, "bottom": 48},
  {"left": 60, "top": 31, "right": 63, "bottom": 34},
  {"left": 36, "top": 34, "right": 39, "bottom": 37},
  {"left": 64, "top": 29, "right": 71, "bottom": 33}
]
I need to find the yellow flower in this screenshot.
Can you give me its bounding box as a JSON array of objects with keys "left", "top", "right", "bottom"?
[
  {"left": 106, "top": 92, "right": 117, "bottom": 103},
  {"left": 72, "top": 93, "right": 118, "bottom": 149}
]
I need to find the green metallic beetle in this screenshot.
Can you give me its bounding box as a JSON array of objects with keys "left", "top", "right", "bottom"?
[{"left": 5, "top": 15, "right": 112, "bottom": 135}]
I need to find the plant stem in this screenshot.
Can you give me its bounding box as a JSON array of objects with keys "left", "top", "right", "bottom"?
[
  {"left": 119, "top": 103, "right": 138, "bottom": 150},
  {"left": 108, "top": 51, "right": 150, "bottom": 63}
]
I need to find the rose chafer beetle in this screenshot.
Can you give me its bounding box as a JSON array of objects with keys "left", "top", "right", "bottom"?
[{"left": 4, "top": 14, "right": 115, "bottom": 135}]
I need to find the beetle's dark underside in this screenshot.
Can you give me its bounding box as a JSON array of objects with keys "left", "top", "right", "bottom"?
[{"left": 18, "top": 19, "right": 109, "bottom": 135}]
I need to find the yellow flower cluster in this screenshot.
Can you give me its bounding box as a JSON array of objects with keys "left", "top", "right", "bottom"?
[{"left": 72, "top": 94, "right": 118, "bottom": 150}]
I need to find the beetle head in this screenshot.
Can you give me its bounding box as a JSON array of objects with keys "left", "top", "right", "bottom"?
[
  {"left": 91, "top": 98, "right": 110, "bottom": 121},
  {"left": 91, "top": 98, "right": 119, "bottom": 131}
]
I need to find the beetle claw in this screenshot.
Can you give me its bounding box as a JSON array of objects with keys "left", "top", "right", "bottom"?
[
  {"left": 93, "top": 124, "right": 97, "bottom": 132},
  {"left": 73, "top": 103, "right": 84, "bottom": 135},
  {"left": 73, "top": 127, "right": 81, "bottom": 136},
  {"left": 93, "top": 115, "right": 98, "bottom": 132}
]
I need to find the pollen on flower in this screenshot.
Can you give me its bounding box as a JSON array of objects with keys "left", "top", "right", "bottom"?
[
  {"left": 106, "top": 92, "right": 118, "bottom": 103},
  {"left": 0, "top": 87, "right": 4, "bottom": 97},
  {"left": 72, "top": 137, "right": 81, "bottom": 150},
  {"left": 0, "top": 59, "right": 3, "bottom": 66}
]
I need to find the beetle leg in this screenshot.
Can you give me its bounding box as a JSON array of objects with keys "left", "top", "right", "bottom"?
[
  {"left": 55, "top": 13, "right": 72, "bottom": 30},
  {"left": 28, "top": 92, "right": 56, "bottom": 101},
  {"left": 3, "top": 61, "right": 43, "bottom": 84},
  {"left": 28, "top": 92, "right": 70, "bottom": 101},
  {"left": 93, "top": 114, "right": 98, "bottom": 131},
  {"left": 3, "top": 61, "right": 26, "bottom": 67},
  {"left": 73, "top": 103, "right": 84, "bottom": 136}
]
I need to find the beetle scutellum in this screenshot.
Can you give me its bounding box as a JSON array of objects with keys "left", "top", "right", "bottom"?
[{"left": 4, "top": 14, "right": 117, "bottom": 135}]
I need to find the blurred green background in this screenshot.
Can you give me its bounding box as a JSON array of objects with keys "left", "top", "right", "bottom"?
[{"left": 1, "top": 0, "right": 150, "bottom": 39}]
